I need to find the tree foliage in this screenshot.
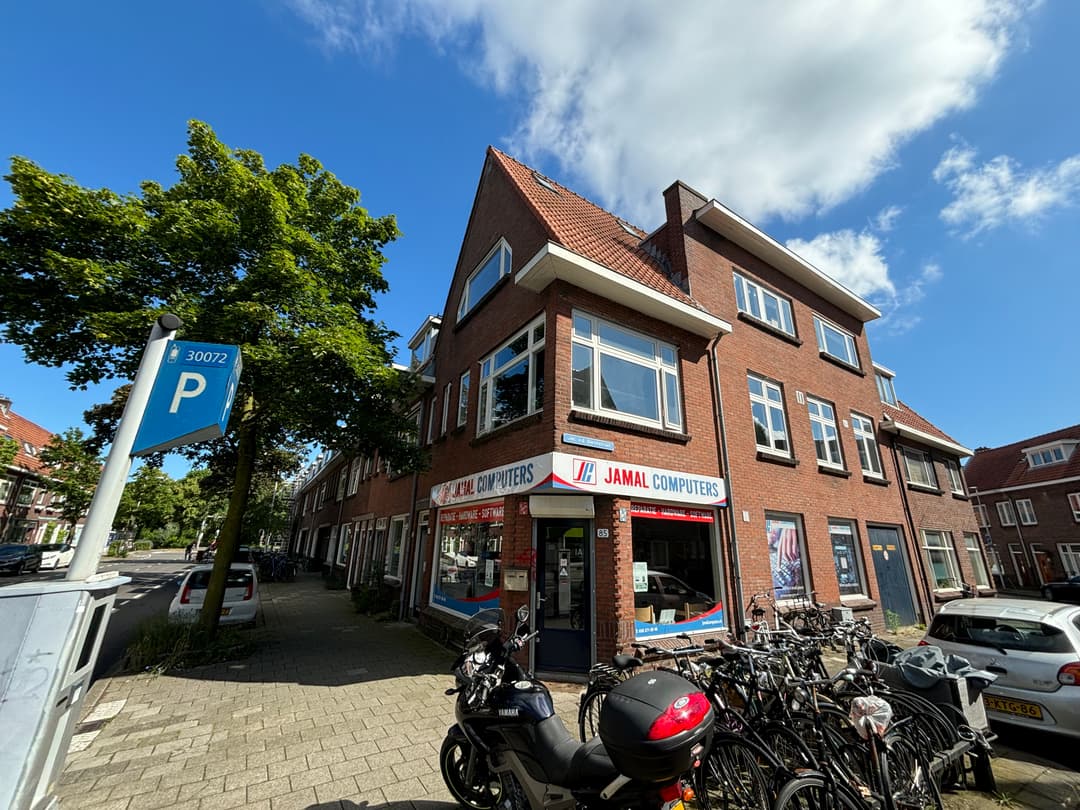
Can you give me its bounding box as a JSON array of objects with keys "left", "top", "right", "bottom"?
[
  {"left": 38, "top": 427, "right": 101, "bottom": 530},
  {"left": 0, "top": 435, "right": 17, "bottom": 468},
  {"left": 0, "top": 121, "right": 424, "bottom": 630}
]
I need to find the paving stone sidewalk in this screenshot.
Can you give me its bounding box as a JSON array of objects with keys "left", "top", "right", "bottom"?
[{"left": 57, "top": 578, "right": 1079, "bottom": 809}]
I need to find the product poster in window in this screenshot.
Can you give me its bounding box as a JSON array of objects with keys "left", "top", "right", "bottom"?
[{"left": 767, "top": 518, "right": 805, "bottom": 600}]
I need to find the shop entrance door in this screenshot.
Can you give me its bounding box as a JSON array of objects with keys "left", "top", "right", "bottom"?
[
  {"left": 535, "top": 519, "right": 591, "bottom": 673},
  {"left": 868, "top": 526, "right": 917, "bottom": 626}
]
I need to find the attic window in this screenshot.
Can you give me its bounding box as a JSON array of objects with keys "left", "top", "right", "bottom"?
[
  {"left": 532, "top": 171, "right": 560, "bottom": 194},
  {"left": 23, "top": 441, "right": 35, "bottom": 456},
  {"left": 617, "top": 219, "right": 639, "bottom": 236},
  {"left": 1024, "top": 441, "right": 1076, "bottom": 468}
]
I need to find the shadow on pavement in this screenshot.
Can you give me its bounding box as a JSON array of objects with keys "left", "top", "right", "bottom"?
[{"left": 308, "top": 802, "right": 457, "bottom": 810}]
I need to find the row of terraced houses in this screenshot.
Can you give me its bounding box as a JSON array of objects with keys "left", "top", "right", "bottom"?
[{"left": 288, "top": 148, "right": 990, "bottom": 675}]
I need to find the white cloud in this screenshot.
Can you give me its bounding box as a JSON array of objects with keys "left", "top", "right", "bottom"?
[
  {"left": 786, "top": 230, "right": 894, "bottom": 298},
  {"left": 282, "top": 0, "right": 1031, "bottom": 225},
  {"left": 934, "top": 142, "right": 1080, "bottom": 235},
  {"left": 873, "top": 205, "right": 903, "bottom": 233}
]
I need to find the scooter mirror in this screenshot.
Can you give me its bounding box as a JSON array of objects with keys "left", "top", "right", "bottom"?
[{"left": 516, "top": 604, "right": 530, "bottom": 624}]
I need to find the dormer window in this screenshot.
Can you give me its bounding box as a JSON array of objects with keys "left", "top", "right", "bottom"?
[
  {"left": 408, "top": 316, "right": 442, "bottom": 370},
  {"left": 458, "top": 239, "right": 512, "bottom": 321},
  {"left": 1024, "top": 440, "right": 1076, "bottom": 468},
  {"left": 22, "top": 441, "right": 35, "bottom": 457},
  {"left": 874, "top": 364, "right": 897, "bottom": 406}
]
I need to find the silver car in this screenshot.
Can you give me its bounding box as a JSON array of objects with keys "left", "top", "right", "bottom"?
[{"left": 922, "top": 598, "right": 1080, "bottom": 739}]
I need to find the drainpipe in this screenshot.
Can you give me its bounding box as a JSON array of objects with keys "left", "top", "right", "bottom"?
[
  {"left": 887, "top": 442, "right": 935, "bottom": 623},
  {"left": 399, "top": 470, "right": 421, "bottom": 621},
  {"left": 707, "top": 335, "right": 744, "bottom": 639}
]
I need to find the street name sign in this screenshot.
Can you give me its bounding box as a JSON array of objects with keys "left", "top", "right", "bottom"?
[{"left": 131, "top": 340, "right": 242, "bottom": 456}]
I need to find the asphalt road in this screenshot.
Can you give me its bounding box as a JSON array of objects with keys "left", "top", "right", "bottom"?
[{"left": 2, "top": 550, "right": 191, "bottom": 681}]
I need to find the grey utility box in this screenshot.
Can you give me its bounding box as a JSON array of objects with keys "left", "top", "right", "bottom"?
[
  {"left": 0, "top": 573, "right": 128, "bottom": 810},
  {"left": 830, "top": 606, "right": 854, "bottom": 624}
]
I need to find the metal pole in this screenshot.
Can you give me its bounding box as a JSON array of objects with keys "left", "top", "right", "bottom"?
[{"left": 66, "top": 314, "right": 181, "bottom": 581}]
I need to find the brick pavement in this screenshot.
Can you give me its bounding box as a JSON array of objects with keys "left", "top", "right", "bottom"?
[{"left": 57, "top": 577, "right": 1080, "bottom": 809}]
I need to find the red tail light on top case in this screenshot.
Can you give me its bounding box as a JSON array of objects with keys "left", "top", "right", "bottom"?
[{"left": 647, "top": 692, "right": 710, "bottom": 740}]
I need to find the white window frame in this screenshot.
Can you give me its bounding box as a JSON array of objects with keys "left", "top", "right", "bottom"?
[
  {"left": 996, "top": 500, "right": 1016, "bottom": 527},
  {"left": 335, "top": 469, "right": 347, "bottom": 501},
  {"left": 571, "top": 311, "right": 681, "bottom": 431},
  {"left": 1060, "top": 543, "right": 1080, "bottom": 578},
  {"left": 851, "top": 412, "right": 883, "bottom": 478},
  {"left": 441, "top": 382, "right": 452, "bottom": 436},
  {"left": 1015, "top": 498, "right": 1037, "bottom": 526},
  {"left": 1025, "top": 442, "right": 1074, "bottom": 468},
  {"left": 829, "top": 519, "right": 867, "bottom": 598},
  {"left": 0, "top": 477, "right": 12, "bottom": 502},
  {"left": 900, "top": 446, "right": 937, "bottom": 489},
  {"left": 922, "top": 530, "right": 962, "bottom": 590},
  {"left": 963, "top": 533, "right": 991, "bottom": 589},
  {"left": 458, "top": 238, "right": 511, "bottom": 321},
  {"left": 385, "top": 515, "right": 408, "bottom": 579},
  {"left": 748, "top": 374, "right": 790, "bottom": 457},
  {"left": 807, "top": 396, "right": 843, "bottom": 468},
  {"left": 1069, "top": 493, "right": 1080, "bottom": 522},
  {"left": 478, "top": 315, "right": 546, "bottom": 435},
  {"left": 875, "top": 372, "right": 897, "bottom": 406},
  {"left": 347, "top": 458, "right": 361, "bottom": 496},
  {"left": 338, "top": 523, "right": 352, "bottom": 566},
  {"left": 813, "top": 315, "right": 859, "bottom": 369},
  {"left": 944, "top": 458, "right": 964, "bottom": 495},
  {"left": 973, "top": 503, "right": 989, "bottom": 528},
  {"left": 458, "top": 371, "right": 470, "bottom": 428},
  {"left": 733, "top": 271, "right": 795, "bottom": 336},
  {"left": 427, "top": 396, "right": 438, "bottom": 445}
]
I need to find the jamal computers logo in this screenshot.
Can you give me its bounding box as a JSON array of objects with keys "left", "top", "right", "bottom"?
[{"left": 572, "top": 458, "right": 596, "bottom": 485}]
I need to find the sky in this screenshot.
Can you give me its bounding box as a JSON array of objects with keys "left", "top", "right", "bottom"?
[{"left": 2, "top": 0, "right": 1078, "bottom": 478}]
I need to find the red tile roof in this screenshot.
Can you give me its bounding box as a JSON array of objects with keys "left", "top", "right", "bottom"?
[
  {"left": 883, "top": 400, "right": 967, "bottom": 451},
  {"left": 0, "top": 404, "right": 55, "bottom": 475},
  {"left": 964, "top": 423, "right": 1080, "bottom": 491},
  {"left": 488, "top": 147, "right": 709, "bottom": 312}
]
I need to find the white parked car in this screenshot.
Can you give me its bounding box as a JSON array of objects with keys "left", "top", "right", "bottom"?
[
  {"left": 38, "top": 542, "right": 75, "bottom": 569},
  {"left": 922, "top": 598, "right": 1080, "bottom": 739},
  {"left": 169, "top": 564, "right": 260, "bottom": 626}
]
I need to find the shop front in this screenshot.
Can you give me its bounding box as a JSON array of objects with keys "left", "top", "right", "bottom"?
[{"left": 427, "top": 452, "right": 726, "bottom": 674}]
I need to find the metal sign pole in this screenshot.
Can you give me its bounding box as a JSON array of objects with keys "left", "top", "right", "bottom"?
[{"left": 66, "top": 313, "right": 181, "bottom": 582}]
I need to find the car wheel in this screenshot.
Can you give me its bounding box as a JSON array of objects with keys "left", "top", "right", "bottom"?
[{"left": 14, "top": 562, "right": 23, "bottom": 575}]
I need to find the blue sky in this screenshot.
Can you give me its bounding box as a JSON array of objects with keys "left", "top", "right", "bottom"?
[{"left": 2, "top": 1, "right": 1078, "bottom": 478}]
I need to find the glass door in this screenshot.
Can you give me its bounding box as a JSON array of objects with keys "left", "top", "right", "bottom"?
[{"left": 534, "top": 518, "right": 591, "bottom": 673}]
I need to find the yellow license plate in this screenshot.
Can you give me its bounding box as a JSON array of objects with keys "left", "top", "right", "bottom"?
[
  {"left": 220, "top": 607, "right": 231, "bottom": 616},
  {"left": 662, "top": 801, "right": 684, "bottom": 810},
  {"left": 983, "top": 695, "right": 1043, "bottom": 720}
]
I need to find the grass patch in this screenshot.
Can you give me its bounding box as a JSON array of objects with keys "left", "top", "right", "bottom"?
[{"left": 124, "top": 617, "right": 255, "bottom": 674}]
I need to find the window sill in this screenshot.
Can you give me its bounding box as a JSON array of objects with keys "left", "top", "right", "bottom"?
[
  {"left": 863, "top": 474, "right": 890, "bottom": 487},
  {"left": 737, "top": 312, "right": 802, "bottom": 346},
  {"left": 818, "top": 351, "right": 865, "bottom": 376},
  {"left": 568, "top": 410, "right": 690, "bottom": 443},
  {"left": 383, "top": 575, "right": 402, "bottom": 587},
  {"left": 818, "top": 464, "right": 852, "bottom": 478},
  {"left": 471, "top": 412, "right": 544, "bottom": 446},
  {"left": 756, "top": 451, "right": 798, "bottom": 467},
  {"left": 839, "top": 596, "right": 877, "bottom": 610},
  {"left": 950, "top": 492, "right": 969, "bottom": 501},
  {"left": 906, "top": 482, "right": 943, "bottom": 495},
  {"left": 932, "top": 588, "right": 962, "bottom": 602}
]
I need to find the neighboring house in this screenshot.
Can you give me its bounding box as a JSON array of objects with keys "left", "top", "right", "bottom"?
[
  {"left": 964, "top": 425, "right": 1080, "bottom": 590},
  {"left": 289, "top": 148, "right": 986, "bottom": 674},
  {"left": 0, "top": 395, "right": 84, "bottom": 545}
]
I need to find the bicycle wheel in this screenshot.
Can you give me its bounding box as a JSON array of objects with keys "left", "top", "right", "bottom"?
[
  {"left": 884, "top": 735, "right": 943, "bottom": 810},
  {"left": 773, "top": 773, "right": 866, "bottom": 810},
  {"left": 695, "top": 736, "right": 773, "bottom": 810},
  {"left": 759, "top": 722, "right": 819, "bottom": 770},
  {"left": 577, "top": 685, "right": 609, "bottom": 742}
]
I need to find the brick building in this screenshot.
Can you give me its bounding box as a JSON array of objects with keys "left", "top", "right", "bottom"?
[
  {"left": 289, "top": 148, "right": 986, "bottom": 674},
  {"left": 0, "top": 395, "right": 84, "bottom": 545},
  {"left": 964, "top": 425, "right": 1080, "bottom": 591}
]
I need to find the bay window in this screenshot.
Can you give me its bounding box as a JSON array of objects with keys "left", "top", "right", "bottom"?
[
  {"left": 571, "top": 311, "right": 681, "bottom": 430},
  {"left": 478, "top": 315, "right": 546, "bottom": 435}
]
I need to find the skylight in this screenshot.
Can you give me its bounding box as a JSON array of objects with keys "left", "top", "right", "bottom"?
[
  {"left": 617, "top": 219, "right": 639, "bottom": 236},
  {"left": 532, "top": 171, "right": 560, "bottom": 194}
]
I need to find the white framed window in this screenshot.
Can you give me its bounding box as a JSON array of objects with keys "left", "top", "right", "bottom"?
[
  {"left": 1016, "top": 498, "right": 1037, "bottom": 525},
  {"left": 571, "top": 311, "right": 681, "bottom": 430},
  {"left": 458, "top": 238, "right": 511, "bottom": 321},
  {"left": 900, "top": 446, "right": 937, "bottom": 489},
  {"left": 478, "top": 315, "right": 546, "bottom": 435},
  {"left": 875, "top": 372, "right": 897, "bottom": 406},
  {"left": 748, "top": 374, "right": 790, "bottom": 456},
  {"left": 338, "top": 524, "right": 352, "bottom": 566},
  {"left": 851, "top": 413, "right": 883, "bottom": 477},
  {"left": 973, "top": 503, "right": 989, "bottom": 528},
  {"left": 807, "top": 397, "right": 842, "bottom": 468},
  {"left": 996, "top": 500, "right": 1016, "bottom": 527},
  {"left": 427, "top": 396, "right": 438, "bottom": 445},
  {"left": 1024, "top": 441, "right": 1074, "bottom": 468},
  {"left": 963, "top": 533, "right": 991, "bottom": 589},
  {"left": 766, "top": 513, "right": 808, "bottom": 600},
  {"left": 441, "top": 382, "right": 452, "bottom": 436},
  {"left": 0, "top": 477, "right": 12, "bottom": 502},
  {"left": 922, "top": 530, "right": 962, "bottom": 590},
  {"left": 385, "top": 515, "right": 408, "bottom": 579},
  {"left": 458, "top": 371, "right": 470, "bottom": 428},
  {"left": 16, "top": 484, "right": 35, "bottom": 506},
  {"left": 410, "top": 323, "right": 439, "bottom": 369},
  {"left": 335, "top": 469, "right": 347, "bottom": 501},
  {"left": 830, "top": 519, "right": 866, "bottom": 597},
  {"left": 733, "top": 271, "right": 795, "bottom": 336},
  {"left": 1068, "top": 493, "right": 1080, "bottom": 522},
  {"left": 1060, "top": 543, "right": 1080, "bottom": 578},
  {"left": 944, "top": 459, "right": 964, "bottom": 495},
  {"left": 347, "top": 458, "right": 361, "bottom": 496},
  {"left": 813, "top": 315, "right": 859, "bottom": 368}
]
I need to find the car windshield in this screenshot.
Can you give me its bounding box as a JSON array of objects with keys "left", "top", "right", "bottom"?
[{"left": 929, "top": 613, "right": 1074, "bottom": 653}]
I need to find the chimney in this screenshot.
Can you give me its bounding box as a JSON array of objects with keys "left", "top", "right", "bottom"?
[{"left": 0, "top": 394, "right": 10, "bottom": 417}]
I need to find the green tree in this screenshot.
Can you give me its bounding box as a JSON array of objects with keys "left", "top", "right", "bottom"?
[
  {"left": 38, "top": 427, "right": 101, "bottom": 535},
  {"left": 0, "top": 435, "right": 17, "bottom": 467},
  {"left": 0, "top": 121, "right": 423, "bottom": 632},
  {"left": 116, "top": 465, "right": 178, "bottom": 539}
]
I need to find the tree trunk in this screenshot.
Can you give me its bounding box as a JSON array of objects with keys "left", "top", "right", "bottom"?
[{"left": 198, "top": 395, "right": 258, "bottom": 635}]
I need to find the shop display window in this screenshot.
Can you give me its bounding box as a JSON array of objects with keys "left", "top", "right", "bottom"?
[
  {"left": 432, "top": 501, "right": 504, "bottom": 616},
  {"left": 630, "top": 503, "right": 724, "bottom": 636},
  {"left": 766, "top": 513, "right": 808, "bottom": 600}
]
